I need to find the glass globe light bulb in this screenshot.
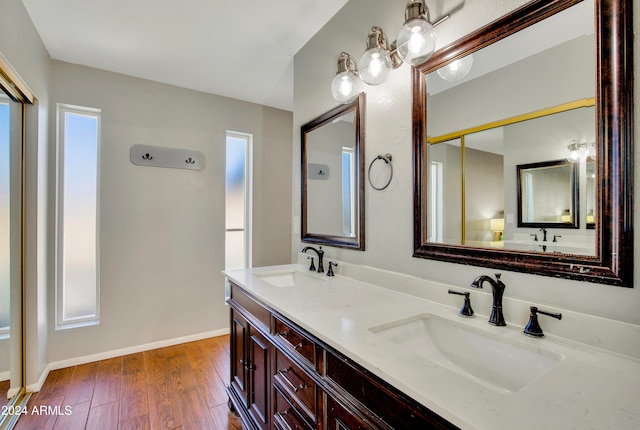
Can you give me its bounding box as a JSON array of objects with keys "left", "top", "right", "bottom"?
[
  {"left": 331, "top": 71, "right": 361, "bottom": 104},
  {"left": 396, "top": 18, "right": 436, "bottom": 66},
  {"left": 359, "top": 48, "right": 392, "bottom": 85}
]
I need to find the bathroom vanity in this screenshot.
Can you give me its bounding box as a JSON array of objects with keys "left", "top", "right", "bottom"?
[
  {"left": 224, "top": 264, "right": 640, "bottom": 430},
  {"left": 225, "top": 276, "right": 455, "bottom": 429}
]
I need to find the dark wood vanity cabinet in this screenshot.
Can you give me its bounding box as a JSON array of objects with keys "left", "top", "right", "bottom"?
[
  {"left": 229, "top": 308, "right": 272, "bottom": 430},
  {"left": 226, "top": 282, "right": 459, "bottom": 430}
]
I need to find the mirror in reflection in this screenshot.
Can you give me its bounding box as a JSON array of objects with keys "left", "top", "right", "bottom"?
[{"left": 517, "top": 160, "right": 578, "bottom": 228}]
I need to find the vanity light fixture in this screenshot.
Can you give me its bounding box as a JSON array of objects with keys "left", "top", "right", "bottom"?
[
  {"left": 331, "top": 0, "right": 452, "bottom": 103},
  {"left": 396, "top": 0, "right": 439, "bottom": 66},
  {"left": 331, "top": 52, "right": 362, "bottom": 104},
  {"left": 359, "top": 27, "right": 402, "bottom": 85}
]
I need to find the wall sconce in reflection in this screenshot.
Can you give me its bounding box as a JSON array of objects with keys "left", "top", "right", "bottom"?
[
  {"left": 437, "top": 54, "right": 474, "bottom": 82},
  {"left": 567, "top": 139, "right": 595, "bottom": 163}
]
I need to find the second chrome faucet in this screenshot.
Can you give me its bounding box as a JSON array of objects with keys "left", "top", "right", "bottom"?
[{"left": 470, "top": 273, "right": 506, "bottom": 326}]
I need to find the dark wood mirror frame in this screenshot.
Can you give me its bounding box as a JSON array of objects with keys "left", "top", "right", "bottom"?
[
  {"left": 516, "top": 159, "right": 579, "bottom": 229},
  {"left": 412, "top": 0, "right": 633, "bottom": 287},
  {"left": 302, "top": 93, "right": 366, "bottom": 250}
]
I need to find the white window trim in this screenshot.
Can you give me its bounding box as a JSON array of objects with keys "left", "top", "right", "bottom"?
[
  {"left": 226, "top": 130, "right": 253, "bottom": 269},
  {"left": 55, "top": 103, "right": 101, "bottom": 329}
]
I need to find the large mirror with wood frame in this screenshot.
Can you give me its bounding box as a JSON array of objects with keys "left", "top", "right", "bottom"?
[{"left": 412, "top": 0, "right": 633, "bottom": 287}]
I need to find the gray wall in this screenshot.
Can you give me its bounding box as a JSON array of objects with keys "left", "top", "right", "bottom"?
[
  {"left": 292, "top": 0, "right": 640, "bottom": 324},
  {"left": 2, "top": 0, "right": 293, "bottom": 387},
  {"left": 47, "top": 61, "right": 293, "bottom": 363}
]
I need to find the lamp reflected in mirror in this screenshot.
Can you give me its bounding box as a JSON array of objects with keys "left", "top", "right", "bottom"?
[
  {"left": 490, "top": 214, "right": 504, "bottom": 242},
  {"left": 437, "top": 54, "right": 474, "bottom": 82}
]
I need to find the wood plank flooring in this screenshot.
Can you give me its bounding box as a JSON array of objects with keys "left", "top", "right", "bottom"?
[{"left": 14, "top": 335, "right": 243, "bottom": 430}]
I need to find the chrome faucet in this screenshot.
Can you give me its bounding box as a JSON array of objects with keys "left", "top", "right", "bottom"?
[
  {"left": 470, "top": 273, "right": 506, "bottom": 326},
  {"left": 301, "top": 246, "right": 324, "bottom": 273}
]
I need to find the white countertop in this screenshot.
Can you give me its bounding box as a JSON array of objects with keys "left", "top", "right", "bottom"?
[{"left": 224, "top": 264, "right": 640, "bottom": 430}]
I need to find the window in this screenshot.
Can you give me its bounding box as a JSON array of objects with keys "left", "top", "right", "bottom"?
[
  {"left": 341, "top": 147, "right": 355, "bottom": 237},
  {"left": 429, "top": 161, "right": 443, "bottom": 242},
  {"left": 56, "top": 104, "right": 100, "bottom": 328},
  {"left": 225, "top": 132, "right": 252, "bottom": 270}
]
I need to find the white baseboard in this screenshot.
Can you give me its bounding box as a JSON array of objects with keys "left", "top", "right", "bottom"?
[
  {"left": 0, "top": 370, "right": 9, "bottom": 381},
  {"left": 27, "top": 328, "right": 229, "bottom": 393}
]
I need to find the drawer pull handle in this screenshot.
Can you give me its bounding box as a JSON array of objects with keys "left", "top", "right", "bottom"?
[
  {"left": 292, "top": 342, "right": 303, "bottom": 350},
  {"left": 277, "top": 368, "right": 308, "bottom": 392},
  {"left": 277, "top": 331, "right": 289, "bottom": 337}
]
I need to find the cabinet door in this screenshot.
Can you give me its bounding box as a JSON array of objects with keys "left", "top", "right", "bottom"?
[
  {"left": 248, "top": 329, "right": 271, "bottom": 430},
  {"left": 230, "top": 310, "right": 249, "bottom": 407}
]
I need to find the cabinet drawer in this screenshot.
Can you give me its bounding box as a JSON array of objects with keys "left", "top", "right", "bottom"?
[
  {"left": 327, "top": 395, "right": 377, "bottom": 430},
  {"left": 230, "top": 284, "right": 271, "bottom": 330},
  {"left": 274, "top": 317, "right": 316, "bottom": 367},
  {"left": 273, "top": 349, "right": 318, "bottom": 425},
  {"left": 326, "top": 352, "right": 457, "bottom": 430},
  {"left": 273, "top": 385, "right": 312, "bottom": 430}
]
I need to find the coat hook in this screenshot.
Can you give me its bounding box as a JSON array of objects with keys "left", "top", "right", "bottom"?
[
  {"left": 142, "top": 153, "right": 153, "bottom": 160},
  {"left": 186, "top": 157, "right": 195, "bottom": 164}
]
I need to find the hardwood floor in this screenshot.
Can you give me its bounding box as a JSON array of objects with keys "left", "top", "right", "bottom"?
[{"left": 14, "top": 335, "right": 243, "bottom": 430}]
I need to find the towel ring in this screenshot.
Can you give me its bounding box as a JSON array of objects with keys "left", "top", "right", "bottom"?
[{"left": 368, "top": 154, "right": 393, "bottom": 190}]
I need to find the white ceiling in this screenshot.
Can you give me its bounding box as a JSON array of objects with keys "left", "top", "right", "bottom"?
[{"left": 20, "top": 0, "right": 349, "bottom": 111}]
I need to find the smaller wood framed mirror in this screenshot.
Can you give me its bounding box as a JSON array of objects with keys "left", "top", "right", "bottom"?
[{"left": 301, "top": 93, "right": 365, "bottom": 250}]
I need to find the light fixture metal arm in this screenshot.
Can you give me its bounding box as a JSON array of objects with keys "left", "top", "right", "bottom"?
[{"left": 336, "top": 51, "right": 359, "bottom": 76}]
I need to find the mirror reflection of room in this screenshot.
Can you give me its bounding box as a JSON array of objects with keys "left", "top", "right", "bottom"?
[
  {"left": 424, "top": 0, "right": 596, "bottom": 256},
  {"left": 306, "top": 111, "right": 357, "bottom": 238}
]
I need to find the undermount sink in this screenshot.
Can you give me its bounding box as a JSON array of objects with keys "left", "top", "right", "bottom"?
[
  {"left": 369, "top": 313, "right": 563, "bottom": 393},
  {"left": 254, "top": 269, "right": 326, "bottom": 288}
]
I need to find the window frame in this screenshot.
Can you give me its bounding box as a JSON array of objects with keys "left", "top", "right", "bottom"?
[
  {"left": 225, "top": 131, "right": 253, "bottom": 270},
  {"left": 55, "top": 103, "right": 101, "bottom": 329}
]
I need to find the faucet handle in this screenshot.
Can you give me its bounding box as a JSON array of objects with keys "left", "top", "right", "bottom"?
[
  {"left": 524, "top": 306, "right": 562, "bottom": 337},
  {"left": 327, "top": 262, "right": 338, "bottom": 276},
  {"left": 307, "top": 256, "right": 316, "bottom": 271},
  {"left": 448, "top": 289, "right": 474, "bottom": 318},
  {"left": 553, "top": 235, "right": 562, "bottom": 242},
  {"left": 530, "top": 233, "right": 538, "bottom": 241}
]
